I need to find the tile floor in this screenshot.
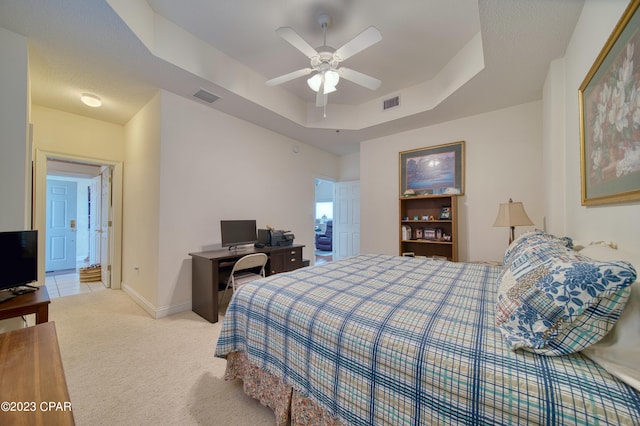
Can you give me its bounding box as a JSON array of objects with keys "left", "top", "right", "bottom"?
[{"left": 45, "top": 271, "right": 107, "bottom": 299}]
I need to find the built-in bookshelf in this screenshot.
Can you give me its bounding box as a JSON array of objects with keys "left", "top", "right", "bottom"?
[{"left": 399, "top": 194, "right": 458, "bottom": 261}]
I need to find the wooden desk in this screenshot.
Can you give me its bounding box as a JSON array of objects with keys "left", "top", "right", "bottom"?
[
  {"left": 0, "top": 287, "right": 50, "bottom": 324},
  {"left": 189, "top": 244, "right": 305, "bottom": 323},
  {"left": 0, "top": 322, "right": 74, "bottom": 425}
]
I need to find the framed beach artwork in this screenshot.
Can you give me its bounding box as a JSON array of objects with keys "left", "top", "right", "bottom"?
[
  {"left": 579, "top": 0, "right": 640, "bottom": 205},
  {"left": 399, "top": 141, "right": 465, "bottom": 196}
]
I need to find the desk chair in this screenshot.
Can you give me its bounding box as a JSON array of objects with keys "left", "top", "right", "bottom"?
[{"left": 221, "top": 253, "right": 268, "bottom": 304}]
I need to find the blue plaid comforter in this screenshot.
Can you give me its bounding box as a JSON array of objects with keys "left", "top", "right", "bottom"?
[{"left": 215, "top": 254, "right": 640, "bottom": 425}]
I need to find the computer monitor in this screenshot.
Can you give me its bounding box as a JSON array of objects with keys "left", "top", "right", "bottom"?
[{"left": 220, "top": 220, "right": 257, "bottom": 250}]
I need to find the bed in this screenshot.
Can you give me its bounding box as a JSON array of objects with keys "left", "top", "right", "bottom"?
[{"left": 215, "top": 232, "right": 640, "bottom": 425}]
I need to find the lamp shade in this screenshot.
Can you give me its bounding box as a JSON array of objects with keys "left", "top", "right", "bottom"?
[
  {"left": 494, "top": 199, "right": 533, "bottom": 227},
  {"left": 324, "top": 69, "right": 339, "bottom": 91},
  {"left": 307, "top": 73, "right": 322, "bottom": 92},
  {"left": 494, "top": 199, "right": 533, "bottom": 244}
]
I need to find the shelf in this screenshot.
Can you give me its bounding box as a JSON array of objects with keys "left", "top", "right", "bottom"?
[
  {"left": 401, "top": 220, "right": 452, "bottom": 224},
  {"left": 402, "top": 239, "right": 453, "bottom": 245},
  {"left": 399, "top": 194, "right": 454, "bottom": 200}
]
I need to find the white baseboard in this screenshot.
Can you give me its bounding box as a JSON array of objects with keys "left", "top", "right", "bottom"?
[
  {"left": 155, "top": 300, "right": 192, "bottom": 318},
  {"left": 121, "top": 282, "right": 191, "bottom": 319}
]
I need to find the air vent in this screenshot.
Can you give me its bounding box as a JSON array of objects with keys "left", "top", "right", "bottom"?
[
  {"left": 383, "top": 95, "right": 400, "bottom": 111},
  {"left": 193, "top": 89, "right": 220, "bottom": 104}
]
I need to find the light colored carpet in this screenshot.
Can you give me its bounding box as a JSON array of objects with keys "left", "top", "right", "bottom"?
[{"left": 49, "top": 290, "right": 275, "bottom": 425}]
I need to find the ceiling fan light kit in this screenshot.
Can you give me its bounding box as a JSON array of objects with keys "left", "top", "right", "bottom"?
[
  {"left": 307, "top": 69, "right": 339, "bottom": 93},
  {"left": 266, "top": 13, "right": 382, "bottom": 117}
]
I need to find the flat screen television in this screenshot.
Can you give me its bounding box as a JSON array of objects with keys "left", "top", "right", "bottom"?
[
  {"left": 221, "top": 220, "right": 257, "bottom": 250},
  {"left": 0, "top": 230, "right": 38, "bottom": 291}
]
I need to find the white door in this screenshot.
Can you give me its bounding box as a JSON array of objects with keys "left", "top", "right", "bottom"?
[
  {"left": 46, "top": 179, "right": 77, "bottom": 272},
  {"left": 100, "top": 167, "right": 112, "bottom": 287},
  {"left": 89, "top": 175, "right": 101, "bottom": 265},
  {"left": 333, "top": 181, "right": 360, "bottom": 261}
]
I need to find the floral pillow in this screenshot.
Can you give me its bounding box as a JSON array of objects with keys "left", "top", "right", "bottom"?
[
  {"left": 496, "top": 230, "right": 573, "bottom": 288},
  {"left": 496, "top": 237, "right": 636, "bottom": 356},
  {"left": 502, "top": 230, "right": 573, "bottom": 267}
]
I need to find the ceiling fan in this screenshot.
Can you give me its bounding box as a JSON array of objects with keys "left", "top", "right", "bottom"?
[{"left": 266, "top": 14, "right": 382, "bottom": 114}]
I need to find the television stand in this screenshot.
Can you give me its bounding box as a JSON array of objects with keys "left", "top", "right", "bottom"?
[
  {"left": 0, "top": 290, "right": 15, "bottom": 303},
  {"left": 0, "top": 286, "right": 50, "bottom": 323}
]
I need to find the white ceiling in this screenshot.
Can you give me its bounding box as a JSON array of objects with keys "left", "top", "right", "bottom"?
[{"left": 0, "top": 0, "right": 584, "bottom": 155}]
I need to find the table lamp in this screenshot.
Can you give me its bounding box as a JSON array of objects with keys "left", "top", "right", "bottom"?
[{"left": 493, "top": 198, "right": 533, "bottom": 245}]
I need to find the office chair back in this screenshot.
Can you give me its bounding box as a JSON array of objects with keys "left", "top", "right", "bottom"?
[
  {"left": 222, "top": 253, "right": 268, "bottom": 304},
  {"left": 232, "top": 253, "right": 268, "bottom": 275}
]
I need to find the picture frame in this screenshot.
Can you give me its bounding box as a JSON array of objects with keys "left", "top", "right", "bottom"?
[
  {"left": 399, "top": 141, "right": 465, "bottom": 196},
  {"left": 579, "top": 0, "right": 640, "bottom": 205},
  {"left": 423, "top": 228, "right": 436, "bottom": 240},
  {"left": 439, "top": 206, "right": 451, "bottom": 220}
]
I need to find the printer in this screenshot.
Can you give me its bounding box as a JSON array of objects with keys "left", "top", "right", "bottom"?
[{"left": 263, "top": 229, "right": 295, "bottom": 246}]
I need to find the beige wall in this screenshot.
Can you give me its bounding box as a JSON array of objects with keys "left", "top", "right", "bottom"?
[
  {"left": 545, "top": 0, "right": 640, "bottom": 255},
  {"left": 360, "top": 101, "right": 543, "bottom": 262},
  {"left": 121, "top": 93, "right": 161, "bottom": 310},
  {"left": 32, "top": 105, "right": 125, "bottom": 161}
]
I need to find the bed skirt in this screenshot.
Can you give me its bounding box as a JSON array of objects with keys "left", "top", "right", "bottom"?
[{"left": 225, "top": 351, "right": 340, "bottom": 426}]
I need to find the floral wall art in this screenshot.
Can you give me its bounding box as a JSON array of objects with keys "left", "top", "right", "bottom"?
[{"left": 579, "top": 0, "right": 640, "bottom": 205}]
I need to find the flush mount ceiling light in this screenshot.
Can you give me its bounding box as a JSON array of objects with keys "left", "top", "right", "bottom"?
[
  {"left": 80, "top": 93, "right": 102, "bottom": 108},
  {"left": 266, "top": 13, "right": 382, "bottom": 117}
]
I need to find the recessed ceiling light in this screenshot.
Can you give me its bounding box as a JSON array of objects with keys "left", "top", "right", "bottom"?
[{"left": 80, "top": 93, "right": 102, "bottom": 108}]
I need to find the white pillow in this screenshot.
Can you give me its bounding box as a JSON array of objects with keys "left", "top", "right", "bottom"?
[{"left": 579, "top": 243, "right": 640, "bottom": 391}]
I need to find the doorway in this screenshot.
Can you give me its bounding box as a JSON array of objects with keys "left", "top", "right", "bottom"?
[
  {"left": 44, "top": 160, "right": 111, "bottom": 297},
  {"left": 34, "top": 150, "right": 123, "bottom": 292},
  {"left": 314, "top": 179, "right": 334, "bottom": 264}
]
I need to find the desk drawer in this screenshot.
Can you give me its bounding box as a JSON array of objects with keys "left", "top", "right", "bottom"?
[{"left": 269, "top": 247, "right": 303, "bottom": 274}]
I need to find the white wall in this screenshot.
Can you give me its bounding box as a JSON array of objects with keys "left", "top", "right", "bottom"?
[
  {"left": 545, "top": 0, "right": 640, "bottom": 255},
  {"left": 360, "top": 101, "right": 543, "bottom": 262},
  {"left": 123, "top": 90, "right": 340, "bottom": 317},
  {"left": 339, "top": 152, "right": 360, "bottom": 181},
  {"left": 0, "top": 27, "right": 29, "bottom": 231},
  {"left": 543, "top": 58, "right": 567, "bottom": 234}
]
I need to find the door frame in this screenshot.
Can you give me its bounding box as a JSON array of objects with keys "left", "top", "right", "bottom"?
[
  {"left": 34, "top": 150, "right": 123, "bottom": 289},
  {"left": 313, "top": 176, "right": 339, "bottom": 267}
]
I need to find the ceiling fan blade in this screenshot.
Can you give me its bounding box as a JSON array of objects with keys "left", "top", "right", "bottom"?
[
  {"left": 334, "top": 26, "right": 382, "bottom": 61},
  {"left": 276, "top": 27, "right": 319, "bottom": 59},
  {"left": 339, "top": 67, "right": 381, "bottom": 90},
  {"left": 266, "top": 68, "right": 313, "bottom": 86}
]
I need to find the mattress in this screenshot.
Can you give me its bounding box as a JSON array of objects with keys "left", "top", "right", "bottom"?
[{"left": 215, "top": 254, "right": 640, "bottom": 425}]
